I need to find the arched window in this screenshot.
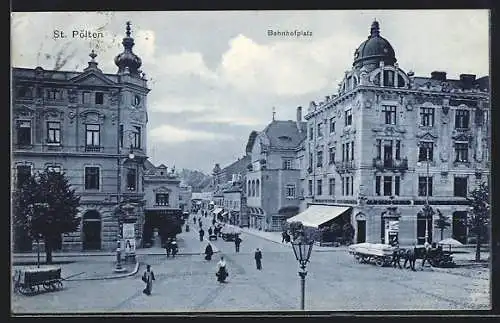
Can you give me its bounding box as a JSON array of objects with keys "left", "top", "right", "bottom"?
[
  {"left": 383, "top": 70, "right": 395, "bottom": 87},
  {"left": 256, "top": 179, "right": 260, "bottom": 197},
  {"left": 352, "top": 76, "right": 358, "bottom": 88},
  {"left": 248, "top": 180, "right": 251, "bottom": 195},
  {"left": 397, "top": 74, "right": 406, "bottom": 88},
  {"left": 251, "top": 180, "right": 256, "bottom": 196}
]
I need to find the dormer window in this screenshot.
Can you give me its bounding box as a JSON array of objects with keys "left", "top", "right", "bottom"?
[
  {"left": 278, "top": 135, "right": 292, "bottom": 141},
  {"left": 383, "top": 70, "right": 395, "bottom": 87}
]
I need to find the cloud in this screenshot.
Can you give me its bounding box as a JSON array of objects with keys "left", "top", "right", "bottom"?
[
  {"left": 190, "top": 114, "right": 265, "bottom": 127},
  {"left": 149, "top": 124, "right": 234, "bottom": 143},
  {"left": 218, "top": 34, "right": 358, "bottom": 96}
]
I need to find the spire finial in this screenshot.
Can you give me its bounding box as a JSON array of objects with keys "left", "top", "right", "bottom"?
[
  {"left": 370, "top": 19, "right": 380, "bottom": 37},
  {"left": 126, "top": 21, "right": 131, "bottom": 37},
  {"left": 272, "top": 107, "right": 276, "bottom": 121},
  {"left": 89, "top": 49, "right": 97, "bottom": 61}
]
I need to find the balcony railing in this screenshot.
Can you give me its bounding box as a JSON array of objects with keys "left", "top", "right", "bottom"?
[
  {"left": 335, "top": 160, "right": 356, "bottom": 173},
  {"left": 372, "top": 158, "right": 408, "bottom": 171},
  {"left": 85, "top": 145, "right": 102, "bottom": 152}
]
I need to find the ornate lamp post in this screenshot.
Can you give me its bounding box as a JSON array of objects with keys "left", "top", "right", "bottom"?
[
  {"left": 115, "top": 146, "right": 136, "bottom": 272},
  {"left": 291, "top": 232, "right": 314, "bottom": 310},
  {"left": 424, "top": 148, "right": 430, "bottom": 244}
]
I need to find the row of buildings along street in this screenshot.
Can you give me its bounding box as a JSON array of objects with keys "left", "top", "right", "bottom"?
[
  {"left": 12, "top": 20, "right": 490, "bottom": 254},
  {"left": 207, "top": 20, "right": 490, "bottom": 247}
]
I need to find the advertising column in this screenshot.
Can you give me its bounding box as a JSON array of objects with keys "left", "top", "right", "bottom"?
[{"left": 122, "top": 222, "right": 136, "bottom": 260}]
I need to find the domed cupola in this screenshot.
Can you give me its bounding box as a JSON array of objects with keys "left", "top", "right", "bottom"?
[
  {"left": 114, "top": 21, "right": 142, "bottom": 76},
  {"left": 353, "top": 20, "right": 396, "bottom": 69}
]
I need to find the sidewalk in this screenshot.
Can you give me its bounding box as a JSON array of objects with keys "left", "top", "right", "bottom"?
[
  {"left": 12, "top": 224, "right": 219, "bottom": 281},
  {"left": 209, "top": 220, "right": 345, "bottom": 252}
]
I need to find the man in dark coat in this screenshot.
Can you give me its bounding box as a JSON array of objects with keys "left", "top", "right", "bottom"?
[
  {"left": 193, "top": 216, "right": 196, "bottom": 224},
  {"left": 212, "top": 217, "right": 216, "bottom": 226},
  {"left": 254, "top": 248, "right": 262, "bottom": 270},
  {"left": 142, "top": 264, "right": 155, "bottom": 295},
  {"left": 235, "top": 235, "right": 242, "bottom": 252},
  {"left": 199, "top": 228, "right": 205, "bottom": 242},
  {"left": 204, "top": 243, "right": 214, "bottom": 260},
  {"left": 208, "top": 227, "right": 213, "bottom": 236}
]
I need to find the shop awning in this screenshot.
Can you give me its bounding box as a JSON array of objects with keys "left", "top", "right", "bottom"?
[
  {"left": 248, "top": 207, "right": 265, "bottom": 215},
  {"left": 286, "top": 205, "right": 351, "bottom": 228},
  {"left": 212, "top": 208, "right": 223, "bottom": 215}
]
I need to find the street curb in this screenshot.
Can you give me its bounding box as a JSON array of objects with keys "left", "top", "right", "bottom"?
[
  {"left": 241, "top": 230, "right": 346, "bottom": 252},
  {"left": 65, "top": 261, "right": 140, "bottom": 281}
]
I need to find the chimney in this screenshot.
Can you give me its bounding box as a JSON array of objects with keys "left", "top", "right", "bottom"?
[
  {"left": 296, "top": 106, "right": 303, "bottom": 132},
  {"left": 430, "top": 71, "right": 447, "bottom": 81},
  {"left": 460, "top": 74, "right": 476, "bottom": 89}
]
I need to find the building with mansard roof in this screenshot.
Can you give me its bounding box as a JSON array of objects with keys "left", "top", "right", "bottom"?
[
  {"left": 245, "top": 110, "right": 307, "bottom": 231},
  {"left": 295, "top": 20, "right": 490, "bottom": 246},
  {"left": 11, "top": 22, "right": 177, "bottom": 251}
]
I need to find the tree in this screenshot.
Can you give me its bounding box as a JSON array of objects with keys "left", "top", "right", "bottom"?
[
  {"left": 14, "top": 171, "right": 81, "bottom": 264},
  {"left": 466, "top": 181, "right": 490, "bottom": 262},
  {"left": 342, "top": 223, "right": 355, "bottom": 245},
  {"left": 434, "top": 209, "right": 451, "bottom": 241},
  {"left": 13, "top": 175, "right": 41, "bottom": 251},
  {"left": 289, "top": 221, "right": 304, "bottom": 241}
]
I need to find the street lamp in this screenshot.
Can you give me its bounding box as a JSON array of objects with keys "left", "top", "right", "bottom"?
[
  {"left": 424, "top": 148, "right": 430, "bottom": 245},
  {"left": 291, "top": 232, "right": 314, "bottom": 310},
  {"left": 114, "top": 145, "right": 136, "bottom": 273}
]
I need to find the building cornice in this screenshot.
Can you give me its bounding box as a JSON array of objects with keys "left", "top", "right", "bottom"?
[{"left": 305, "top": 85, "right": 490, "bottom": 120}]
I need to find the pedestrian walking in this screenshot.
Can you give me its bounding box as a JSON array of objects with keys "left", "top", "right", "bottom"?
[
  {"left": 193, "top": 216, "right": 196, "bottom": 224},
  {"left": 141, "top": 264, "right": 155, "bottom": 296},
  {"left": 212, "top": 217, "right": 216, "bottom": 226},
  {"left": 204, "top": 243, "right": 214, "bottom": 260},
  {"left": 234, "top": 235, "right": 242, "bottom": 252},
  {"left": 403, "top": 244, "right": 417, "bottom": 271},
  {"left": 421, "top": 241, "right": 432, "bottom": 269},
  {"left": 281, "top": 231, "right": 287, "bottom": 243},
  {"left": 254, "top": 248, "right": 262, "bottom": 270},
  {"left": 199, "top": 228, "right": 205, "bottom": 242},
  {"left": 199, "top": 219, "right": 202, "bottom": 229},
  {"left": 208, "top": 227, "right": 213, "bottom": 236}
]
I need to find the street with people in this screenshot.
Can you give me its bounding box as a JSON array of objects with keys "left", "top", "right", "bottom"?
[{"left": 11, "top": 210, "right": 489, "bottom": 313}]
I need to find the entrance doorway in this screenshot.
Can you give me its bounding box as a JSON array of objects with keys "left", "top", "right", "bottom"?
[
  {"left": 82, "top": 210, "right": 101, "bottom": 250},
  {"left": 357, "top": 220, "right": 366, "bottom": 243},
  {"left": 452, "top": 211, "right": 467, "bottom": 244},
  {"left": 143, "top": 210, "right": 182, "bottom": 247}
]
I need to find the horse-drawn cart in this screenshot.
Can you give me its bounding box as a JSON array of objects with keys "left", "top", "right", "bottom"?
[
  {"left": 348, "top": 243, "right": 396, "bottom": 267},
  {"left": 13, "top": 267, "right": 63, "bottom": 295}
]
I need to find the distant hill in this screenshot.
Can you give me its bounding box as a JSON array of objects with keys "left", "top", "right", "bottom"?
[{"left": 179, "top": 169, "right": 213, "bottom": 192}]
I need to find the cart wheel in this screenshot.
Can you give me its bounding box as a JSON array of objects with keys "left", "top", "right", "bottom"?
[
  {"left": 43, "top": 282, "right": 52, "bottom": 291},
  {"left": 56, "top": 281, "right": 63, "bottom": 289},
  {"left": 375, "top": 257, "right": 385, "bottom": 267}
]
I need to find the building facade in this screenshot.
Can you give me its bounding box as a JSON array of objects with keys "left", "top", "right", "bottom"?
[
  {"left": 142, "top": 162, "right": 182, "bottom": 247},
  {"left": 245, "top": 110, "right": 307, "bottom": 231},
  {"left": 179, "top": 183, "right": 193, "bottom": 213},
  {"left": 301, "top": 21, "right": 490, "bottom": 246},
  {"left": 12, "top": 22, "right": 156, "bottom": 251}
]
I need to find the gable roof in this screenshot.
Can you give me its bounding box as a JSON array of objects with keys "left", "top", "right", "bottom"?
[
  {"left": 143, "top": 159, "right": 156, "bottom": 170},
  {"left": 263, "top": 120, "right": 307, "bottom": 149}
]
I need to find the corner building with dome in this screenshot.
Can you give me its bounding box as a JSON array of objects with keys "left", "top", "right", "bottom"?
[
  {"left": 298, "top": 21, "right": 490, "bottom": 246},
  {"left": 12, "top": 22, "right": 182, "bottom": 252}
]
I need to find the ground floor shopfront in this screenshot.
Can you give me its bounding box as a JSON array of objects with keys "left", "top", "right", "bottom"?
[
  {"left": 351, "top": 202, "right": 472, "bottom": 246},
  {"left": 293, "top": 201, "right": 474, "bottom": 247}
]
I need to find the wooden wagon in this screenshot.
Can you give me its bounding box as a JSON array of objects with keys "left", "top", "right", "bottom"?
[
  {"left": 13, "top": 267, "right": 63, "bottom": 295},
  {"left": 348, "top": 243, "right": 397, "bottom": 267}
]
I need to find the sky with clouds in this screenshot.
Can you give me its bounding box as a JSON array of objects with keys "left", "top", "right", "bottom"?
[{"left": 11, "top": 10, "right": 489, "bottom": 174}]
